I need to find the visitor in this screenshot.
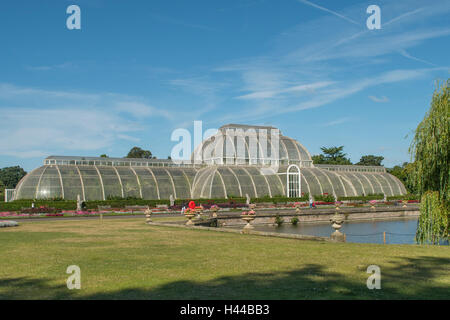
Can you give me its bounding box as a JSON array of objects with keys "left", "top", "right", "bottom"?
[
  {"left": 309, "top": 198, "right": 313, "bottom": 209},
  {"left": 31, "top": 202, "right": 35, "bottom": 209},
  {"left": 181, "top": 206, "right": 186, "bottom": 214}
]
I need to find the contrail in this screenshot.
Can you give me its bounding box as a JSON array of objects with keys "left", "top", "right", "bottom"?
[{"left": 296, "top": 0, "right": 361, "bottom": 26}]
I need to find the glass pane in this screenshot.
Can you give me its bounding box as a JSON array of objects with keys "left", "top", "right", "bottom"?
[
  {"left": 15, "top": 166, "right": 45, "bottom": 199},
  {"left": 116, "top": 167, "right": 140, "bottom": 198},
  {"left": 78, "top": 166, "right": 103, "bottom": 201},
  {"left": 232, "top": 167, "right": 256, "bottom": 198},
  {"left": 218, "top": 167, "right": 242, "bottom": 198},
  {"left": 134, "top": 168, "right": 158, "bottom": 199},
  {"left": 59, "top": 165, "right": 83, "bottom": 200},
  {"left": 98, "top": 166, "right": 122, "bottom": 199},
  {"left": 167, "top": 168, "right": 191, "bottom": 199},
  {"left": 151, "top": 168, "right": 174, "bottom": 200},
  {"left": 37, "top": 166, "right": 62, "bottom": 199},
  {"left": 301, "top": 169, "right": 322, "bottom": 197},
  {"left": 246, "top": 167, "right": 271, "bottom": 198}
]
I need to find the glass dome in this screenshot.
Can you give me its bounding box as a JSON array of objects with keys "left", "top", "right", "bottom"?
[{"left": 191, "top": 124, "right": 313, "bottom": 167}]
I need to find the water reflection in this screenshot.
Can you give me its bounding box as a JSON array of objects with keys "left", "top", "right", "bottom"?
[{"left": 252, "top": 218, "right": 421, "bottom": 244}]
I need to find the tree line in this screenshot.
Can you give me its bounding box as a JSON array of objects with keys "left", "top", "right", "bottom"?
[{"left": 312, "top": 146, "right": 384, "bottom": 166}]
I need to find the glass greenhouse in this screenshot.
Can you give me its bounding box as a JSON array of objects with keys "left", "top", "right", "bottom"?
[{"left": 13, "top": 124, "right": 407, "bottom": 201}]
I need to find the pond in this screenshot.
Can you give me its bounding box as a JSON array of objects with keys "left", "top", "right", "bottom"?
[{"left": 252, "top": 217, "right": 421, "bottom": 244}]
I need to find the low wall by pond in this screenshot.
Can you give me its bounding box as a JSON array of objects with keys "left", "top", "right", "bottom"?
[
  {"left": 205, "top": 206, "right": 420, "bottom": 227},
  {"left": 146, "top": 206, "right": 420, "bottom": 243}
]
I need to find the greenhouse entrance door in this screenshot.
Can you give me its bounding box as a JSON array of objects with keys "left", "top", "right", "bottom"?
[{"left": 286, "top": 165, "right": 301, "bottom": 198}]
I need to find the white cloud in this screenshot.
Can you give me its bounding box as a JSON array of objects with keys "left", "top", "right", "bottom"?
[
  {"left": 369, "top": 95, "right": 389, "bottom": 103},
  {"left": 296, "top": 0, "right": 361, "bottom": 26},
  {"left": 235, "top": 81, "right": 334, "bottom": 100},
  {"left": 0, "top": 84, "right": 172, "bottom": 158},
  {"left": 211, "top": 0, "right": 450, "bottom": 123},
  {"left": 115, "top": 101, "right": 173, "bottom": 119},
  {"left": 321, "top": 117, "right": 353, "bottom": 127}
]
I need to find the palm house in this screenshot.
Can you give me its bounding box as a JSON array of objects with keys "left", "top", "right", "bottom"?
[{"left": 13, "top": 124, "right": 407, "bottom": 201}]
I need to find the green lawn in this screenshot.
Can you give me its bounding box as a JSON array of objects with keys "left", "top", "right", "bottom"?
[{"left": 0, "top": 217, "right": 449, "bottom": 299}]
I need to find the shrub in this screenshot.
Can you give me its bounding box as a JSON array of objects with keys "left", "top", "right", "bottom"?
[
  {"left": 314, "top": 194, "right": 335, "bottom": 202},
  {"left": 274, "top": 214, "right": 284, "bottom": 226},
  {"left": 291, "top": 217, "right": 299, "bottom": 225},
  {"left": 386, "top": 194, "right": 419, "bottom": 201},
  {"left": 338, "top": 194, "right": 384, "bottom": 201}
]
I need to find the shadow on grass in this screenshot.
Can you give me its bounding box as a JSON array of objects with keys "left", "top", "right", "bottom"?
[{"left": 1, "top": 256, "right": 449, "bottom": 300}]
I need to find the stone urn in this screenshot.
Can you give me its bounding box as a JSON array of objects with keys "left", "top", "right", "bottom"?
[
  {"left": 335, "top": 201, "right": 342, "bottom": 211},
  {"left": 241, "top": 211, "right": 256, "bottom": 233},
  {"left": 330, "top": 212, "right": 345, "bottom": 242},
  {"left": 294, "top": 202, "right": 301, "bottom": 214},
  {"left": 402, "top": 200, "right": 408, "bottom": 208},
  {"left": 145, "top": 207, "right": 152, "bottom": 224},
  {"left": 210, "top": 205, "right": 219, "bottom": 218},
  {"left": 185, "top": 210, "right": 195, "bottom": 226},
  {"left": 195, "top": 206, "right": 204, "bottom": 218}
]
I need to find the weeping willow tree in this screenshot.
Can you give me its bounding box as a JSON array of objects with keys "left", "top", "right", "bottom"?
[{"left": 409, "top": 80, "right": 449, "bottom": 244}]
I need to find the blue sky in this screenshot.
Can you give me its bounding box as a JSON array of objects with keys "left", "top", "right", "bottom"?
[{"left": 0, "top": 0, "right": 449, "bottom": 171}]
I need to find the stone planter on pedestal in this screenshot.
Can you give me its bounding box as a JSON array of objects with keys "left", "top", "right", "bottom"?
[
  {"left": 145, "top": 207, "right": 152, "bottom": 224},
  {"left": 330, "top": 212, "right": 345, "bottom": 242},
  {"left": 241, "top": 211, "right": 256, "bottom": 233},
  {"left": 185, "top": 212, "right": 195, "bottom": 226},
  {"left": 210, "top": 206, "right": 219, "bottom": 218},
  {"left": 295, "top": 202, "right": 301, "bottom": 214},
  {"left": 195, "top": 206, "right": 204, "bottom": 218}
]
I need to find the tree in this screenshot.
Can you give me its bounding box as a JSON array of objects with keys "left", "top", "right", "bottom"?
[
  {"left": 387, "top": 162, "right": 416, "bottom": 194},
  {"left": 410, "top": 80, "right": 449, "bottom": 244},
  {"left": 0, "top": 180, "right": 4, "bottom": 202},
  {"left": 0, "top": 166, "right": 27, "bottom": 189},
  {"left": 312, "top": 146, "right": 352, "bottom": 165},
  {"left": 100, "top": 154, "right": 109, "bottom": 158},
  {"left": 357, "top": 155, "right": 384, "bottom": 166},
  {"left": 125, "top": 147, "right": 153, "bottom": 159}
]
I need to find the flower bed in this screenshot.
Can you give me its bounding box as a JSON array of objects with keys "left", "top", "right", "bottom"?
[{"left": 21, "top": 207, "right": 61, "bottom": 214}]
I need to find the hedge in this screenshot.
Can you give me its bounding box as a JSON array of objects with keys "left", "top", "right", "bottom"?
[
  {"left": 0, "top": 194, "right": 419, "bottom": 212},
  {"left": 251, "top": 194, "right": 310, "bottom": 204},
  {"left": 337, "top": 194, "right": 385, "bottom": 201},
  {"left": 0, "top": 198, "right": 247, "bottom": 212},
  {"left": 386, "top": 194, "right": 419, "bottom": 201}
]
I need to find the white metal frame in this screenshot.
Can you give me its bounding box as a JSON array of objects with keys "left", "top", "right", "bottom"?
[{"left": 5, "top": 189, "right": 16, "bottom": 202}]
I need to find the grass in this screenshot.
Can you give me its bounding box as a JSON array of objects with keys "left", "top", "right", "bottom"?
[{"left": 0, "top": 217, "right": 449, "bottom": 299}]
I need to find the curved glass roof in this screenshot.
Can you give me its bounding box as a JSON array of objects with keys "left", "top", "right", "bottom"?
[
  {"left": 15, "top": 163, "right": 406, "bottom": 201},
  {"left": 13, "top": 123, "right": 407, "bottom": 201},
  {"left": 15, "top": 165, "right": 199, "bottom": 201},
  {"left": 190, "top": 165, "right": 405, "bottom": 199},
  {"left": 191, "top": 124, "right": 313, "bottom": 167}
]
